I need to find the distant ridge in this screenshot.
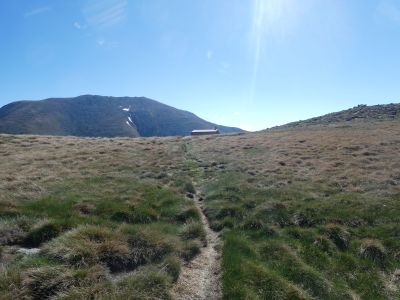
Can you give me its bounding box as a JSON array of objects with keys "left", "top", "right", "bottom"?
[
  {"left": 269, "top": 103, "right": 400, "bottom": 130},
  {"left": 0, "top": 95, "right": 244, "bottom": 137}
]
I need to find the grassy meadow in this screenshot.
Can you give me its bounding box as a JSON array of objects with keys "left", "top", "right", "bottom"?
[{"left": 1, "top": 120, "right": 400, "bottom": 299}]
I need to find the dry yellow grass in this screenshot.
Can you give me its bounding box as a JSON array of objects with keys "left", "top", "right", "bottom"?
[
  {"left": 189, "top": 121, "right": 400, "bottom": 198},
  {"left": 0, "top": 135, "right": 187, "bottom": 203},
  {"left": 2, "top": 121, "right": 399, "bottom": 203}
]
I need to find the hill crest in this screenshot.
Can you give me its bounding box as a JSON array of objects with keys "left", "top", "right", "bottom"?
[{"left": 270, "top": 103, "right": 400, "bottom": 130}]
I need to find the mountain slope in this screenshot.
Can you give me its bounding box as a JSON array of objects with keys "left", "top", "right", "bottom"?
[
  {"left": 0, "top": 95, "right": 243, "bottom": 137},
  {"left": 270, "top": 103, "right": 400, "bottom": 130}
]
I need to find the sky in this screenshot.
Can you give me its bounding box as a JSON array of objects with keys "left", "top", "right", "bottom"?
[{"left": 1, "top": 0, "right": 400, "bottom": 131}]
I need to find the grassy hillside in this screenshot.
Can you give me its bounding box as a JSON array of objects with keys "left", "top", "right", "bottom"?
[
  {"left": 270, "top": 103, "right": 400, "bottom": 130},
  {"left": 1, "top": 120, "right": 400, "bottom": 299}
]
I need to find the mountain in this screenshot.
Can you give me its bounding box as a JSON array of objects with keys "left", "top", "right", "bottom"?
[
  {"left": 270, "top": 103, "right": 400, "bottom": 130},
  {"left": 0, "top": 95, "right": 244, "bottom": 137}
]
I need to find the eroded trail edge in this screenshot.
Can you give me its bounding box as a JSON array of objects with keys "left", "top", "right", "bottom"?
[{"left": 171, "top": 189, "right": 222, "bottom": 300}]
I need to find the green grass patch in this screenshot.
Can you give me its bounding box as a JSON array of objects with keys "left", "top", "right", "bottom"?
[{"left": 0, "top": 175, "right": 203, "bottom": 299}]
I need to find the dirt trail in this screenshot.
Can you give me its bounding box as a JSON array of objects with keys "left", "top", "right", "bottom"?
[{"left": 170, "top": 190, "right": 222, "bottom": 300}]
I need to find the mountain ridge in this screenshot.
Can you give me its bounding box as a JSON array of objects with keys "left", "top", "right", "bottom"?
[{"left": 0, "top": 95, "right": 244, "bottom": 137}]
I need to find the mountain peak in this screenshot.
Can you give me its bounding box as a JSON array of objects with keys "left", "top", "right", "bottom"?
[{"left": 0, "top": 95, "right": 244, "bottom": 137}]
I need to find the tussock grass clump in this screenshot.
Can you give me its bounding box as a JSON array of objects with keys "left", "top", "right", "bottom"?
[
  {"left": 325, "top": 224, "right": 350, "bottom": 250},
  {"left": 261, "top": 202, "right": 292, "bottom": 227},
  {"left": 21, "top": 265, "right": 171, "bottom": 300},
  {"left": 120, "top": 225, "right": 179, "bottom": 267},
  {"left": 263, "top": 226, "right": 279, "bottom": 238},
  {"left": 50, "top": 283, "right": 113, "bottom": 300},
  {"left": 285, "top": 227, "right": 317, "bottom": 243},
  {"left": 73, "top": 202, "right": 96, "bottom": 215},
  {"left": 110, "top": 211, "right": 135, "bottom": 223},
  {"left": 241, "top": 216, "right": 264, "bottom": 230},
  {"left": 234, "top": 260, "right": 311, "bottom": 300},
  {"left": 259, "top": 241, "right": 342, "bottom": 299},
  {"left": 291, "top": 209, "right": 319, "bottom": 227},
  {"left": 163, "top": 255, "right": 181, "bottom": 283},
  {"left": 113, "top": 267, "right": 173, "bottom": 300},
  {"left": 221, "top": 217, "right": 236, "bottom": 229},
  {"left": 130, "top": 206, "right": 159, "bottom": 224},
  {"left": 23, "top": 219, "right": 64, "bottom": 247},
  {"left": 11, "top": 265, "right": 107, "bottom": 299},
  {"left": 180, "top": 240, "right": 201, "bottom": 261},
  {"left": 183, "top": 181, "right": 196, "bottom": 194},
  {"left": 180, "top": 220, "right": 206, "bottom": 242},
  {"left": 175, "top": 207, "right": 201, "bottom": 223},
  {"left": 42, "top": 225, "right": 131, "bottom": 272},
  {"left": 43, "top": 224, "right": 180, "bottom": 273},
  {"left": 21, "top": 266, "right": 76, "bottom": 299},
  {"left": 0, "top": 217, "right": 35, "bottom": 245},
  {"left": 208, "top": 204, "right": 245, "bottom": 220},
  {"left": 207, "top": 220, "right": 222, "bottom": 231},
  {"left": 359, "top": 239, "right": 386, "bottom": 262},
  {"left": 313, "top": 235, "right": 336, "bottom": 253},
  {"left": 222, "top": 233, "right": 311, "bottom": 299},
  {"left": 173, "top": 177, "right": 195, "bottom": 194},
  {"left": 0, "top": 268, "right": 24, "bottom": 299}
]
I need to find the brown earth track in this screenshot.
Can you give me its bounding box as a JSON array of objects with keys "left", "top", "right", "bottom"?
[{"left": 171, "top": 190, "right": 222, "bottom": 300}]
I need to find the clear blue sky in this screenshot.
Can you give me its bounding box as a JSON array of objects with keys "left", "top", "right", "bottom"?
[{"left": 1, "top": 0, "right": 400, "bottom": 130}]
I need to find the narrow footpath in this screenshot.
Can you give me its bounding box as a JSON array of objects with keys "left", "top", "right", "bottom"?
[{"left": 170, "top": 189, "right": 222, "bottom": 300}]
